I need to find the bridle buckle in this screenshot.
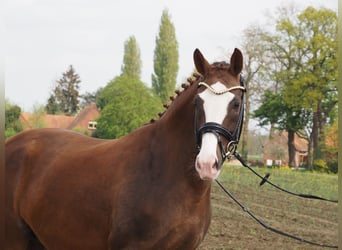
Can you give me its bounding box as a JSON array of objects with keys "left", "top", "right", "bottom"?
[{"left": 224, "top": 141, "right": 237, "bottom": 160}]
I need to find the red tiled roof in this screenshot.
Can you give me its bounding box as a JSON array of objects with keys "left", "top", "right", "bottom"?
[
  {"left": 67, "top": 103, "right": 100, "bottom": 130},
  {"left": 20, "top": 103, "right": 100, "bottom": 133},
  {"left": 20, "top": 113, "right": 75, "bottom": 130}
]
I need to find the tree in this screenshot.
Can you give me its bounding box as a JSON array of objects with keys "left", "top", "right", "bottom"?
[
  {"left": 45, "top": 94, "right": 58, "bottom": 114},
  {"left": 284, "top": 7, "right": 338, "bottom": 163},
  {"left": 254, "top": 7, "right": 306, "bottom": 167},
  {"left": 79, "top": 91, "right": 97, "bottom": 109},
  {"left": 323, "top": 120, "right": 338, "bottom": 173},
  {"left": 5, "top": 100, "right": 23, "bottom": 138},
  {"left": 121, "top": 36, "right": 142, "bottom": 79},
  {"left": 152, "top": 9, "right": 179, "bottom": 103},
  {"left": 28, "top": 104, "right": 46, "bottom": 129},
  {"left": 239, "top": 25, "right": 268, "bottom": 160},
  {"left": 94, "top": 75, "right": 163, "bottom": 139},
  {"left": 46, "top": 65, "right": 81, "bottom": 115},
  {"left": 253, "top": 6, "right": 337, "bottom": 168},
  {"left": 253, "top": 90, "right": 310, "bottom": 167}
]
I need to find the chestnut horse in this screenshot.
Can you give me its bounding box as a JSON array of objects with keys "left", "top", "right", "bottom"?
[{"left": 5, "top": 48, "right": 244, "bottom": 249}]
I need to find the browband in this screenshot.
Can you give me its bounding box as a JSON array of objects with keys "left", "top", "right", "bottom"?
[{"left": 198, "top": 82, "right": 245, "bottom": 95}]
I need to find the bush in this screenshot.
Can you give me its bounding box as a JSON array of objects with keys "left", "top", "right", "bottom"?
[
  {"left": 327, "top": 161, "right": 338, "bottom": 174},
  {"left": 313, "top": 159, "right": 330, "bottom": 173},
  {"left": 5, "top": 128, "right": 18, "bottom": 139}
]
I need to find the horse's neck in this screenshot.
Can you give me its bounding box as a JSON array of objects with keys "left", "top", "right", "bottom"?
[
  {"left": 154, "top": 83, "right": 210, "bottom": 193},
  {"left": 157, "top": 84, "right": 197, "bottom": 157}
]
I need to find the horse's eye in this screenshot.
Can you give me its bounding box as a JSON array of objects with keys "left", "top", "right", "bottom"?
[{"left": 232, "top": 100, "right": 240, "bottom": 110}]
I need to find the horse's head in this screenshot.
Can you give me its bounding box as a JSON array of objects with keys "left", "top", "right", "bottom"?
[{"left": 193, "top": 48, "right": 245, "bottom": 180}]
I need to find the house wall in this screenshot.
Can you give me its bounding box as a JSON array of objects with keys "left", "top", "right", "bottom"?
[{"left": 263, "top": 132, "right": 308, "bottom": 168}]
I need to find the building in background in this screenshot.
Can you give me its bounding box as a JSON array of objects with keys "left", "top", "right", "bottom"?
[
  {"left": 263, "top": 131, "right": 308, "bottom": 168},
  {"left": 20, "top": 103, "right": 100, "bottom": 136}
]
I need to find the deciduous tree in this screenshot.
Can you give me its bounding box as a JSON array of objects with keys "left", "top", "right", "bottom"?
[
  {"left": 94, "top": 75, "right": 163, "bottom": 139},
  {"left": 29, "top": 104, "right": 46, "bottom": 129},
  {"left": 5, "top": 100, "right": 22, "bottom": 138},
  {"left": 239, "top": 26, "right": 268, "bottom": 160},
  {"left": 121, "top": 36, "right": 142, "bottom": 79},
  {"left": 152, "top": 9, "right": 179, "bottom": 103},
  {"left": 253, "top": 6, "right": 337, "bottom": 168}
]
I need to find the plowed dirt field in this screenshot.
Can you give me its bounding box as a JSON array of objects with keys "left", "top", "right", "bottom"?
[{"left": 198, "top": 166, "right": 338, "bottom": 250}]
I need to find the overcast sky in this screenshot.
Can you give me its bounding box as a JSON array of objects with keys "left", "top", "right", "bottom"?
[{"left": 5, "top": 0, "right": 337, "bottom": 112}]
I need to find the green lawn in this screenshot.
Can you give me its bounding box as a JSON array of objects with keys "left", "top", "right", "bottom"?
[{"left": 219, "top": 162, "right": 338, "bottom": 202}]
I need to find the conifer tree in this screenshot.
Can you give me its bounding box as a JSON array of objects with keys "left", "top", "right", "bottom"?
[
  {"left": 152, "top": 9, "right": 179, "bottom": 103},
  {"left": 46, "top": 65, "right": 80, "bottom": 115},
  {"left": 45, "top": 94, "right": 58, "bottom": 114}
]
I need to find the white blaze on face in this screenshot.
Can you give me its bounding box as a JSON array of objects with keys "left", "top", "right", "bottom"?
[{"left": 195, "top": 82, "right": 235, "bottom": 180}]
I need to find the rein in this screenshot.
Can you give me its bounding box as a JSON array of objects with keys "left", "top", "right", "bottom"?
[
  {"left": 234, "top": 152, "right": 338, "bottom": 203},
  {"left": 215, "top": 150, "right": 338, "bottom": 249},
  {"left": 215, "top": 178, "right": 338, "bottom": 248},
  {"left": 194, "top": 79, "right": 338, "bottom": 248}
]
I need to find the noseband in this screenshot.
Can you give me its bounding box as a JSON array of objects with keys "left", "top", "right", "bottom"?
[{"left": 195, "top": 77, "right": 246, "bottom": 161}]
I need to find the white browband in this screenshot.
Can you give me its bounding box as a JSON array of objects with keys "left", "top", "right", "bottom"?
[{"left": 198, "top": 82, "right": 245, "bottom": 95}]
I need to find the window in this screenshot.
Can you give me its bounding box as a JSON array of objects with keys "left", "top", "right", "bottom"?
[{"left": 88, "top": 121, "right": 97, "bottom": 130}]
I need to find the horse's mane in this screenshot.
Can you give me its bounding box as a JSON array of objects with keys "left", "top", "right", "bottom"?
[
  {"left": 150, "top": 61, "right": 231, "bottom": 124},
  {"left": 149, "top": 72, "right": 203, "bottom": 123}
]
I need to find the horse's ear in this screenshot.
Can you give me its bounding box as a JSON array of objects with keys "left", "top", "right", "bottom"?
[
  {"left": 229, "top": 48, "right": 243, "bottom": 76},
  {"left": 194, "top": 48, "right": 210, "bottom": 76}
]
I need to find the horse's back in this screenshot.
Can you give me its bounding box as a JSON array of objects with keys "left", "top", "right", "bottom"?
[
  {"left": 5, "top": 129, "right": 117, "bottom": 249},
  {"left": 6, "top": 128, "right": 112, "bottom": 191}
]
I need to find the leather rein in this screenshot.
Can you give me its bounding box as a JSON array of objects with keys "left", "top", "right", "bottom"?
[{"left": 194, "top": 78, "right": 338, "bottom": 248}]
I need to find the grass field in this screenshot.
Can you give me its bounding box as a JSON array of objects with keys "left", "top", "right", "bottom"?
[{"left": 198, "top": 162, "right": 338, "bottom": 250}]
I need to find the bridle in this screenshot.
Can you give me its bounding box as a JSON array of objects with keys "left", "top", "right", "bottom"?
[
  {"left": 193, "top": 76, "right": 338, "bottom": 248},
  {"left": 195, "top": 77, "right": 246, "bottom": 161}
]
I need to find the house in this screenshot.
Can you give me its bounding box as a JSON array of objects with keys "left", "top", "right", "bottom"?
[
  {"left": 263, "top": 131, "right": 308, "bottom": 168},
  {"left": 20, "top": 103, "right": 100, "bottom": 136}
]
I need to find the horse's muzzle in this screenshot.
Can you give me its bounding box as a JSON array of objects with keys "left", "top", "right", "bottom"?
[{"left": 195, "top": 154, "right": 221, "bottom": 180}]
